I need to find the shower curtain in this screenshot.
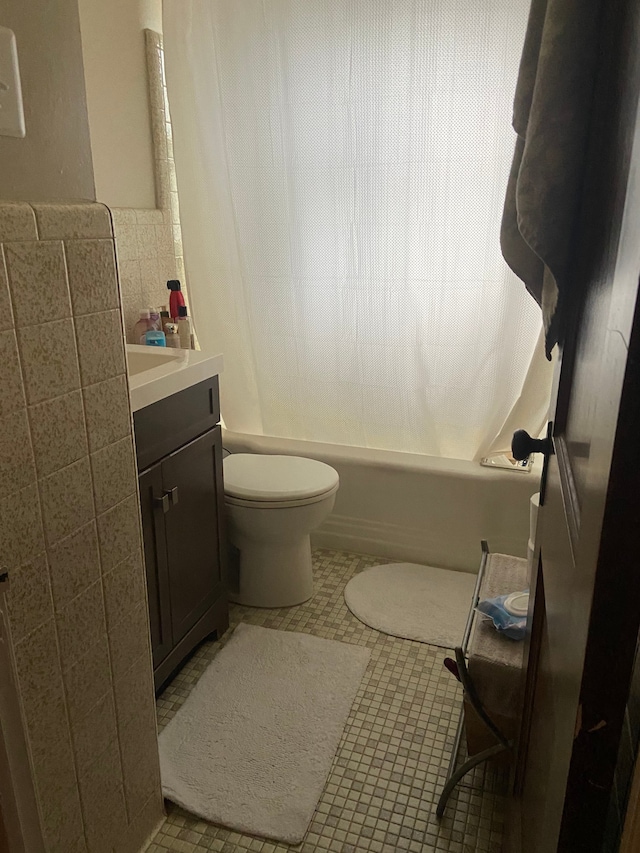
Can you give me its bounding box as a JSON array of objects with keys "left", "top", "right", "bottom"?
[{"left": 163, "top": 0, "right": 553, "bottom": 461}]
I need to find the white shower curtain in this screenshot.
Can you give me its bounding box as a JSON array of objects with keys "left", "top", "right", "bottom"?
[{"left": 163, "top": 0, "right": 552, "bottom": 461}]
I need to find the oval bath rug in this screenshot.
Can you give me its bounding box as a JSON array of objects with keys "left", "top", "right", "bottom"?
[{"left": 344, "top": 562, "right": 476, "bottom": 648}]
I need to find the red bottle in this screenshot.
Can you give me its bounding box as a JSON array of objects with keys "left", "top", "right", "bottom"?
[{"left": 167, "top": 280, "right": 186, "bottom": 321}]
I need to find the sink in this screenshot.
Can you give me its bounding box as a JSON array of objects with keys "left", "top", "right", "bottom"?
[
  {"left": 126, "top": 344, "right": 224, "bottom": 412},
  {"left": 126, "top": 346, "right": 184, "bottom": 377}
]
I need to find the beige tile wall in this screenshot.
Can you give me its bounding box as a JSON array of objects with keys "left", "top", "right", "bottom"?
[
  {"left": 0, "top": 200, "right": 163, "bottom": 853},
  {"left": 114, "top": 30, "right": 190, "bottom": 344}
]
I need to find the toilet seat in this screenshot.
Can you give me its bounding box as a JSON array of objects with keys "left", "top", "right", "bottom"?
[
  {"left": 223, "top": 454, "right": 339, "bottom": 506},
  {"left": 224, "top": 487, "right": 338, "bottom": 510}
]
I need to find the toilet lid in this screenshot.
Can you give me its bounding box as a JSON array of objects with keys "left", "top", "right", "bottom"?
[{"left": 223, "top": 454, "right": 339, "bottom": 502}]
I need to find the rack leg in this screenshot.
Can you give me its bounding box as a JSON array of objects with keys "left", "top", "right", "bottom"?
[
  {"left": 442, "top": 703, "right": 465, "bottom": 786},
  {"left": 436, "top": 742, "right": 508, "bottom": 818}
]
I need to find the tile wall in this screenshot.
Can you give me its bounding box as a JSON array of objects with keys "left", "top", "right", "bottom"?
[
  {"left": 0, "top": 200, "right": 163, "bottom": 852},
  {"left": 114, "top": 30, "right": 191, "bottom": 344}
]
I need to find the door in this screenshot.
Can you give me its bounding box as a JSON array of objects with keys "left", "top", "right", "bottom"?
[
  {"left": 162, "top": 425, "right": 225, "bottom": 644},
  {"left": 620, "top": 718, "right": 640, "bottom": 852},
  {"left": 510, "top": 1, "right": 640, "bottom": 850}
]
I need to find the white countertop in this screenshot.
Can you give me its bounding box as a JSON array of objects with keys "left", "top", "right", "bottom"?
[{"left": 126, "top": 344, "right": 224, "bottom": 412}]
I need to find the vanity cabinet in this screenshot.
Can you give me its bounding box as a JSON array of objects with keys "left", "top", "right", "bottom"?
[{"left": 134, "top": 376, "right": 229, "bottom": 691}]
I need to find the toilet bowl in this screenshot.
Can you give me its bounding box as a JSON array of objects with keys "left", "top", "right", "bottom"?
[{"left": 223, "top": 454, "right": 339, "bottom": 608}]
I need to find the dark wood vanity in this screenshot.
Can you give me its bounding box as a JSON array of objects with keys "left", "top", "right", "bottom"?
[{"left": 133, "top": 376, "right": 229, "bottom": 691}]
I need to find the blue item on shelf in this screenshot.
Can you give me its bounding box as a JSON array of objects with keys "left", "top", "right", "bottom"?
[
  {"left": 476, "top": 591, "right": 529, "bottom": 641},
  {"left": 145, "top": 329, "right": 167, "bottom": 347}
]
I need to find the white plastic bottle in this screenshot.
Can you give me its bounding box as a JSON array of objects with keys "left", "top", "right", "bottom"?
[
  {"left": 133, "top": 309, "right": 155, "bottom": 344},
  {"left": 149, "top": 308, "right": 162, "bottom": 331}
]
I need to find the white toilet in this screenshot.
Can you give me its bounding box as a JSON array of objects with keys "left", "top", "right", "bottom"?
[{"left": 223, "top": 454, "right": 339, "bottom": 608}]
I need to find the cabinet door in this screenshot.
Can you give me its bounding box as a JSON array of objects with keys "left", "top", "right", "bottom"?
[
  {"left": 138, "top": 463, "right": 173, "bottom": 667},
  {"left": 161, "top": 426, "right": 225, "bottom": 644}
]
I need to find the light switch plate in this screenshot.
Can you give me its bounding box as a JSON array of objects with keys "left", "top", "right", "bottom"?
[{"left": 0, "top": 27, "right": 26, "bottom": 138}]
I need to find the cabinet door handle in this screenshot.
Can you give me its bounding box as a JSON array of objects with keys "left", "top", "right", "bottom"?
[
  {"left": 155, "top": 487, "right": 179, "bottom": 513},
  {"left": 155, "top": 493, "right": 170, "bottom": 514}
]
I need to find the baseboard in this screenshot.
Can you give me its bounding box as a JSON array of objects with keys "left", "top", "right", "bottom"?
[{"left": 313, "top": 513, "right": 526, "bottom": 572}]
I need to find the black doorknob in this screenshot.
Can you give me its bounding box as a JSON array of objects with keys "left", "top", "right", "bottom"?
[{"left": 511, "top": 429, "right": 552, "bottom": 461}]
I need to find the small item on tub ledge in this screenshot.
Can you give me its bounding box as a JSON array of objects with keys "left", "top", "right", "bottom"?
[
  {"left": 177, "top": 305, "right": 194, "bottom": 349},
  {"left": 165, "top": 322, "right": 181, "bottom": 348},
  {"left": 167, "top": 279, "right": 186, "bottom": 321},
  {"left": 144, "top": 328, "right": 167, "bottom": 347}
]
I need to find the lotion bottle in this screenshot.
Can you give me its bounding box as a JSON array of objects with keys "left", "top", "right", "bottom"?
[
  {"left": 165, "top": 323, "right": 180, "bottom": 348},
  {"left": 177, "top": 305, "right": 193, "bottom": 349},
  {"left": 160, "top": 305, "right": 172, "bottom": 334}
]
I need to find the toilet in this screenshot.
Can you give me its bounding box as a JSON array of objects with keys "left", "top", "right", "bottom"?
[{"left": 223, "top": 454, "right": 339, "bottom": 608}]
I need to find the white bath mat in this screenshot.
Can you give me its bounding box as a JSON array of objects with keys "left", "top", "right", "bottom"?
[
  {"left": 158, "top": 623, "right": 370, "bottom": 843},
  {"left": 344, "top": 563, "right": 476, "bottom": 648}
]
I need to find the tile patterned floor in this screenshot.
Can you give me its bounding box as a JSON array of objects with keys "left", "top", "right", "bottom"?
[{"left": 149, "top": 549, "right": 506, "bottom": 853}]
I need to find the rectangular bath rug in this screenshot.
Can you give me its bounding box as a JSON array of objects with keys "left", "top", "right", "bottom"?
[{"left": 158, "top": 622, "right": 370, "bottom": 843}]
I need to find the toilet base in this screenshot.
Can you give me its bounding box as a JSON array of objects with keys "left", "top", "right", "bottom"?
[
  {"left": 224, "top": 488, "right": 337, "bottom": 609},
  {"left": 230, "top": 535, "right": 314, "bottom": 608}
]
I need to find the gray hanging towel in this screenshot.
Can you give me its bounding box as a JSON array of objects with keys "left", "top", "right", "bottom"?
[{"left": 501, "top": 0, "right": 602, "bottom": 358}]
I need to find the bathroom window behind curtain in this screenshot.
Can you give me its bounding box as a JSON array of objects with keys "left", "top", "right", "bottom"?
[{"left": 164, "top": 0, "right": 549, "bottom": 460}]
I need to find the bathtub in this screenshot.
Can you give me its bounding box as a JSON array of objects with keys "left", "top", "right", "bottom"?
[{"left": 221, "top": 430, "right": 541, "bottom": 573}]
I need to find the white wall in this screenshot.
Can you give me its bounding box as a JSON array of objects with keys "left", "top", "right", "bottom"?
[
  {"left": 0, "top": 0, "right": 95, "bottom": 201},
  {"left": 78, "top": 0, "right": 162, "bottom": 209}
]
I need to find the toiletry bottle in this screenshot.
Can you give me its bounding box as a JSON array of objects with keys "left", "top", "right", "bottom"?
[
  {"left": 160, "top": 305, "right": 172, "bottom": 334},
  {"left": 177, "top": 305, "right": 193, "bottom": 349},
  {"left": 165, "top": 323, "right": 181, "bottom": 348},
  {"left": 144, "top": 329, "right": 167, "bottom": 347},
  {"left": 149, "top": 308, "right": 162, "bottom": 331},
  {"left": 133, "top": 309, "right": 155, "bottom": 344},
  {"left": 167, "top": 280, "right": 186, "bottom": 321}
]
